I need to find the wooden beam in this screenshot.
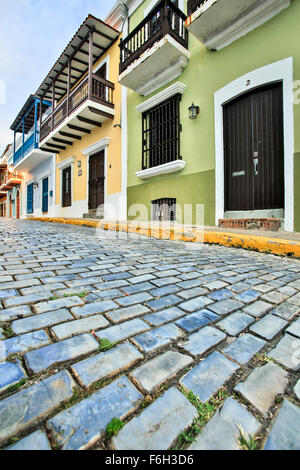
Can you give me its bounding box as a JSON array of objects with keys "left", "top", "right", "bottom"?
[
  {"left": 67, "top": 123, "right": 91, "bottom": 134},
  {"left": 88, "top": 29, "right": 93, "bottom": 101},
  {"left": 41, "top": 147, "right": 59, "bottom": 154},
  {"left": 93, "top": 28, "right": 115, "bottom": 42},
  {"left": 46, "top": 142, "right": 66, "bottom": 150},
  {"left": 52, "top": 137, "right": 73, "bottom": 146},
  {"left": 71, "top": 46, "right": 97, "bottom": 59},
  {"left": 77, "top": 116, "right": 102, "bottom": 128},
  {"left": 67, "top": 55, "right": 89, "bottom": 66},
  {"left": 59, "top": 130, "right": 82, "bottom": 140},
  {"left": 88, "top": 106, "right": 113, "bottom": 120}
]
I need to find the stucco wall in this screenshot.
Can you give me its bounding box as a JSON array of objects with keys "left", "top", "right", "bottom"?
[{"left": 127, "top": 0, "right": 300, "bottom": 228}]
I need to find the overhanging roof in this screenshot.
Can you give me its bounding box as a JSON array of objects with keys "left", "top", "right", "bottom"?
[
  {"left": 10, "top": 95, "right": 51, "bottom": 134},
  {"left": 35, "top": 15, "right": 119, "bottom": 103}
]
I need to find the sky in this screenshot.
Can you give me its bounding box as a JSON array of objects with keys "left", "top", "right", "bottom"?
[{"left": 0, "top": 0, "right": 117, "bottom": 155}]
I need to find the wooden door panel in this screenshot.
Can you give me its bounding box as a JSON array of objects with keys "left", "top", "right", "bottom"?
[
  {"left": 62, "top": 167, "right": 71, "bottom": 208},
  {"left": 88, "top": 151, "right": 105, "bottom": 210},
  {"left": 224, "top": 83, "right": 284, "bottom": 212}
]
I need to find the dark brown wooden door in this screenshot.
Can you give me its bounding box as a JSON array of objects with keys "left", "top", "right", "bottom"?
[
  {"left": 88, "top": 151, "right": 105, "bottom": 210},
  {"left": 62, "top": 166, "right": 72, "bottom": 207},
  {"left": 224, "top": 82, "right": 284, "bottom": 212}
]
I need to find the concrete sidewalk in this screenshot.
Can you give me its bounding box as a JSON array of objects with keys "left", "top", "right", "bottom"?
[{"left": 26, "top": 217, "right": 300, "bottom": 258}]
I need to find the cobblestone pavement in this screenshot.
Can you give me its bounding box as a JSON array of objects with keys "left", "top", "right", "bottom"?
[{"left": 0, "top": 218, "right": 299, "bottom": 451}]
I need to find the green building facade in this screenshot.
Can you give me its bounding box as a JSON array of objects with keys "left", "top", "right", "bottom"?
[{"left": 113, "top": 0, "right": 299, "bottom": 232}]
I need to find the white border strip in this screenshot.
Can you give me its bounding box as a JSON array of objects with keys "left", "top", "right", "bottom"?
[
  {"left": 214, "top": 57, "right": 294, "bottom": 232},
  {"left": 136, "top": 82, "right": 186, "bottom": 113}
]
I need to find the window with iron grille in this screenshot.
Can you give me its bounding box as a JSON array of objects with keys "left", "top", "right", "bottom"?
[
  {"left": 152, "top": 198, "right": 176, "bottom": 221},
  {"left": 142, "top": 94, "right": 181, "bottom": 170}
]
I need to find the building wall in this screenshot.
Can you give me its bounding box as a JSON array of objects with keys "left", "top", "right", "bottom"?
[
  {"left": 7, "top": 186, "right": 21, "bottom": 219},
  {"left": 126, "top": 0, "right": 300, "bottom": 230},
  {"left": 54, "top": 39, "right": 123, "bottom": 219},
  {"left": 22, "top": 155, "right": 56, "bottom": 218}
]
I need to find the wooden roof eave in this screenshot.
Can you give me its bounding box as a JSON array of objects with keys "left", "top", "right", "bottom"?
[{"left": 35, "top": 15, "right": 119, "bottom": 103}]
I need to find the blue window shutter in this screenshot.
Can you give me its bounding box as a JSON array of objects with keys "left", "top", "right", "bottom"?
[{"left": 27, "top": 184, "right": 34, "bottom": 214}]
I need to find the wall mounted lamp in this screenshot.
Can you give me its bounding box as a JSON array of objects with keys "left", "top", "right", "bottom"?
[
  {"left": 113, "top": 123, "right": 122, "bottom": 128},
  {"left": 188, "top": 103, "right": 200, "bottom": 120},
  {"left": 77, "top": 160, "right": 82, "bottom": 168},
  {"left": 33, "top": 182, "right": 38, "bottom": 189}
]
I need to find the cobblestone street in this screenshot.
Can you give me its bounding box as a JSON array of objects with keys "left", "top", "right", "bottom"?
[{"left": 0, "top": 218, "right": 299, "bottom": 450}]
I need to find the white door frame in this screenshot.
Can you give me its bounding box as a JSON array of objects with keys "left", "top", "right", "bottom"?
[
  {"left": 83, "top": 138, "right": 110, "bottom": 213},
  {"left": 214, "top": 57, "right": 294, "bottom": 232},
  {"left": 57, "top": 156, "right": 75, "bottom": 208}
]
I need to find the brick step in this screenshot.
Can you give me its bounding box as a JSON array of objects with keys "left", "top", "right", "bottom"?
[{"left": 218, "top": 218, "right": 283, "bottom": 231}]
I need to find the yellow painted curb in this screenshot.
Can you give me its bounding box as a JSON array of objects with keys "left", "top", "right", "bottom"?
[{"left": 26, "top": 217, "right": 300, "bottom": 258}]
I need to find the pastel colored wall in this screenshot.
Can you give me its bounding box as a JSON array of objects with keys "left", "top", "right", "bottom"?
[
  {"left": 127, "top": 0, "right": 300, "bottom": 229},
  {"left": 55, "top": 38, "right": 122, "bottom": 211}
]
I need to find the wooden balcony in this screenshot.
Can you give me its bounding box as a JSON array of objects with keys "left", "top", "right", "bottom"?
[
  {"left": 119, "top": 0, "right": 189, "bottom": 96},
  {"left": 186, "top": 0, "right": 291, "bottom": 50},
  {"left": 0, "top": 169, "right": 23, "bottom": 192},
  {"left": 34, "top": 15, "right": 119, "bottom": 153},
  {"left": 40, "top": 73, "right": 114, "bottom": 151}
]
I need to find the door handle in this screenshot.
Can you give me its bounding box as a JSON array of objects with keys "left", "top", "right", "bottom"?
[{"left": 254, "top": 158, "right": 259, "bottom": 176}]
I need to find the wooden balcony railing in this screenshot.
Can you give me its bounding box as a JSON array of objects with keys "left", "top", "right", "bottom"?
[
  {"left": 187, "top": 0, "right": 208, "bottom": 16},
  {"left": 119, "top": 0, "right": 188, "bottom": 75},
  {"left": 40, "top": 73, "right": 114, "bottom": 142}
]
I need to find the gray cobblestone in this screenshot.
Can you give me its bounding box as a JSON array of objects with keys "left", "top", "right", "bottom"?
[
  {"left": 0, "top": 370, "right": 75, "bottom": 446},
  {"left": 51, "top": 315, "right": 109, "bottom": 340},
  {"left": 95, "top": 318, "right": 150, "bottom": 343},
  {"left": 235, "top": 362, "right": 289, "bottom": 416},
  {"left": 268, "top": 334, "right": 300, "bottom": 370},
  {"left": 180, "top": 351, "right": 239, "bottom": 402},
  {"left": 115, "top": 292, "right": 153, "bottom": 307},
  {"left": 264, "top": 400, "right": 300, "bottom": 450},
  {"left": 33, "top": 296, "right": 85, "bottom": 314},
  {"left": 71, "top": 299, "right": 117, "bottom": 318},
  {"left": 106, "top": 304, "right": 150, "bottom": 323},
  {"left": 46, "top": 376, "right": 142, "bottom": 450},
  {"left": 112, "top": 387, "right": 198, "bottom": 450},
  {"left": 72, "top": 343, "right": 143, "bottom": 388},
  {"left": 182, "top": 326, "right": 226, "bottom": 356},
  {"left": 3, "top": 292, "right": 53, "bottom": 309},
  {"left": 132, "top": 323, "right": 182, "bottom": 353},
  {"left": 0, "top": 330, "right": 51, "bottom": 361},
  {"left": 0, "top": 305, "right": 33, "bottom": 322},
  {"left": 5, "top": 429, "right": 52, "bottom": 450},
  {"left": 11, "top": 309, "right": 74, "bottom": 335},
  {"left": 131, "top": 351, "right": 192, "bottom": 393},
  {"left": 188, "top": 397, "right": 260, "bottom": 450},
  {"left": 24, "top": 333, "right": 99, "bottom": 374},
  {"left": 249, "top": 314, "right": 288, "bottom": 340}
]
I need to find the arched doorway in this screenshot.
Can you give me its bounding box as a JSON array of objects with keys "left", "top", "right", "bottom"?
[{"left": 16, "top": 190, "right": 20, "bottom": 219}]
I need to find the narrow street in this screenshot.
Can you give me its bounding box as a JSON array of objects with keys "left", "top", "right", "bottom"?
[{"left": 0, "top": 218, "right": 299, "bottom": 450}]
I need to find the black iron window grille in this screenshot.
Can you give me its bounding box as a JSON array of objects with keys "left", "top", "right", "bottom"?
[
  {"left": 142, "top": 94, "right": 181, "bottom": 170},
  {"left": 152, "top": 198, "right": 177, "bottom": 221}
]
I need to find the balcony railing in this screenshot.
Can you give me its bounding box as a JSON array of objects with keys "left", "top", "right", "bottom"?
[
  {"left": 13, "top": 133, "right": 35, "bottom": 166},
  {"left": 119, "top": 0, "right": 188, "bottom": 75},
  {"left": 40, "top": 73, "right": 114, "bottom": 142},
  {"left": 0, "top": 169, "right": 23, "bottom": 190},
  {"left": 187, "top": 0, "right": 208, "bottom": 16}
]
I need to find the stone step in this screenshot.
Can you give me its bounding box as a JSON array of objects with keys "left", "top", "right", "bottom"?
[
  {"left": 83, "top": 210, "right": 104, "bottom": 220},
  {"left": 218, "top": 218, "right": 283, "bottom": 231}
]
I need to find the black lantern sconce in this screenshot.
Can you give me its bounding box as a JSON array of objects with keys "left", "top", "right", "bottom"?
[
  {"left": 33, "top": 182, "right": 38, "bottom": 189},
  {"left": 188, "top": 103, "right": 200, "bottom": 120}
]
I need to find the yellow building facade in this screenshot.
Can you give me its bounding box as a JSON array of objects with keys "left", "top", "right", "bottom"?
[{"left": 34, "top": 14, "right": 127, "bottom": 221}]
